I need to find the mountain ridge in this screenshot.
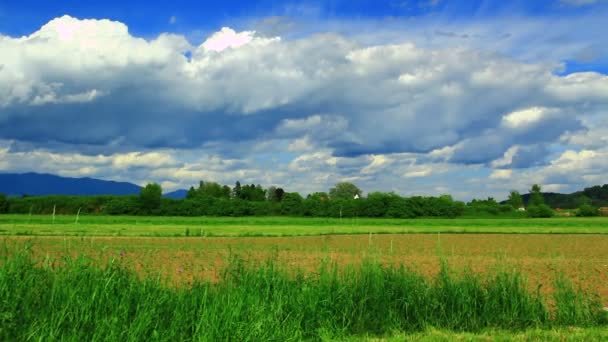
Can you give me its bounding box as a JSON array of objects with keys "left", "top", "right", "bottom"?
[{"left": 0, "top": 172, "right": 141, "bottom": 197}]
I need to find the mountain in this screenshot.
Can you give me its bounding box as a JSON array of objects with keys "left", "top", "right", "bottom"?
[
  {"left": 163, "top": 189, "right": 188, "bottom": 199},
  {"left": 0, "top": 172, "right": 142, "bottom": 197}
]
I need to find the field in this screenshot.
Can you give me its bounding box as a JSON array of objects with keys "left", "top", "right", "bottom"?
[
  {"left": 2, "top": 214, "right": 608, "bottom": 340},
  {"left": 2, "top": 214, "right": 608, "bottom": 236}
]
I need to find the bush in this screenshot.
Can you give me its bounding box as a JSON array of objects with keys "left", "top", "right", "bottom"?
[
  {"left": 527, "top": 204, "right": 554, "bottom": 218},
  {"left": 0, "top": 193, "right": 8, "bottom": 213},
  {"left": 576, "top": 204, "right": 599, "bottom": 217}
]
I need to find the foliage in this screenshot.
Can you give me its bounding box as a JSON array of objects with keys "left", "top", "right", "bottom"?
[
  {"left": 528, "top": 184, "right": 545, "bottom": 207},
  {"left": 465, "top": 197, "right": 515, "bottom": 216},
  {"left": 527, "top": 204, "right": 554, "bottom": 218},
  {"left": 139, "top": 183, "right": 162, "bottom": 214},
  {"left": 4, "top": 180, "right": 592, "bottom": 220},
  {"left": 508, "top": 191, "right": 523, "bottom": 209},
  {"left": 0, "top": 193, "right": 8, "bottom": 213},
  {"left": 329, "top": 182, "right": 363, "bottom": 200},
  {"left": 516, "top": 184, "right": 608, "bottom": 209},
  {"left": 266, "top": 187, "right": 285, "bottom": 202},
  {"left": 576, "top": 204, "right": 599, "bottom": 217},
  {"left": 187, "top": 181, "right": 231, "bottom": 199},
  {"left": 232, "top": 181, "right": 242, "bottom": 199},
  {"left": 583, "top": 184, "right": 608, "bottom": 206},
  {"left": 280, "top": 192, "right": 303, "bottom": 216},
  {"left": 238, "top": 184, "right": 266, "bottom": 201},
  {"left": 0, "top": 250, "right": 605, "bottom": 341}
]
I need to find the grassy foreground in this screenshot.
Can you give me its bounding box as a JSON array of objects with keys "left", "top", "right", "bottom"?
[
  {"left": 1, "top": 246, "right": 606, "bottom": 341},
  {"left": 1, "top": 215, "right": 608, "bottom": 237}
]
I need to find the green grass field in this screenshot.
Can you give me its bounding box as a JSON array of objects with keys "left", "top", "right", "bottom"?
[{"left": 1, "top": 214, "right": 608, "bottom": 237}]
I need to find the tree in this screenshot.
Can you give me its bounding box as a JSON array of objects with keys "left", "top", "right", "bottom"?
[
  {"left": 222, "top": 185, "right": 232, "bottom": 198},
  {"left": 0, "top": 193, "right": 8, "bottom": 213},
  {"left": 280, "top": 192, "right": 303, "bottom": 216},
  {"left": 267, "top": 186, "right": 285, "bottom": 202},
  {"left": 139, "top": 183, "right": 162, "bottom": 213},
  {"left": 186, "top": 186, "right": 196, "bottom": 199},
  {"left": 577, "top": 204, "right": 599, "bottom": 217},
  {"left": 267, "top": 186, "right": 277, "bottom": 201},
  {"left": 233, "top": 181, "right": 242, "bottom": 199},
  {"left": 239, "top": 184, "right": 266, "bottom": 201},
  {"left": 528, "top": 184, "right": 544, "bottom": 207},
  {"left": 275, "top": 188, "right": 285, "bottom": 202},
  {"left": 508, "top": 190, "right": 523, "bottom": 209},
  {"left": 527, "top": 204, "right": 554, "bottom": 218},
  {"left": 329, "top": 182, "right": 362, "bottom": 200}
]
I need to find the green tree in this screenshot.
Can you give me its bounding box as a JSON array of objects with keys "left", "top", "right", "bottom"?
[
  {"left": 139, "top": 183, "right": 162, "bottom": 213},
  {"left": 528, "top": 184, "right": 544, "bottom": 206},
  {"left": 576, "top": 204, "right": 599, "bottom": 217},
  {"left": 274, "top": 188, "right": 285, "bottom": 202},
  {"left": 267, "top": 186, "right": 277, "bottom": 201},
  {"left": 573, "top": 195, "right": 592, "bottom": 207},
  {"left": 222, "top": 185, "right": 231, "bottom": 198},
  {"left": 280, "top": 192, "right": 303, "bottom": 216},
  {"left": 233, "top": 181, "right": 242, "bottom": 199},
  {"left": 266, "top": 186, "right": 284, "bottom": 202},
  {"left": 508, "top": 190, "right": 524, "bottom": 209},
  {"left": 527, "top": 204, "right": 554, "bottom": 218},
  {"left": 329, "top": 182, "right": 362, "bottom": 200},
  {"left": 0, "top": 193, "right": 8, "bottom": 213},
  {"left": 186, "top": 186, "right": 196, "bottom": 199}
]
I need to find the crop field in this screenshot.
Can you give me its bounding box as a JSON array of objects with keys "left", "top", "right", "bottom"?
[{"left": 2, "top": 215, "right": 608, "bottom": 340}]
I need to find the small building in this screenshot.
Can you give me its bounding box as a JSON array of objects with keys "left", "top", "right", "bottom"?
[{"left": 599, "top": 207, "right": 608, "bottom": 217}]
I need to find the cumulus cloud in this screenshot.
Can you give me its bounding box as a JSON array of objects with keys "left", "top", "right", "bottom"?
[
  {"left": 0, "top": 15, "right": 608, "bottom": 199},
  {"left": 1, "top": 15, "right": 607, "bottom": 162}
]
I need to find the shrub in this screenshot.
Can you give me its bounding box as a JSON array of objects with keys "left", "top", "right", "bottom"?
[
  {"left": 0, "top": 193, "right": 8, "bottom": 213},
  {"left": 576, "top": 204, "right": 599, "bottom": 217},
  {"left": 527, "top": 204, "right": 554, "bottom": 218}
]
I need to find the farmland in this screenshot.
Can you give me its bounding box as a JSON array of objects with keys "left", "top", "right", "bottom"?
[
  {"left": 1, "top": 215, "right": 608, "bottom": 340},
  {"left": 2, "top": 214, "right": 608, "bottom": 236}
]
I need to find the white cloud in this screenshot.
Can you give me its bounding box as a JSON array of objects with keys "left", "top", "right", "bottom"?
[
  {"left": 502, "top": 107, "right": 546, "bottom": 129},
  {"left": 489, "top": 169, "right": 512, "bottom": 180},
  {"left": 0, "top": 15, "right": 607, "bottom": 199},
  {"left": 201, "top": 27, "right": 256, "bottom": 52}
]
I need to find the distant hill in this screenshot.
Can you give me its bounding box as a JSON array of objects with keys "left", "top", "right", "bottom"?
[
  {"left": 163, "top": 189, "right": 188, "bottom": 199},
  {"left": 516, "top": 184, "right": 608, "bottom": 209},
  {"left": 0, "top": 172, "right": 142, "bottom": 197}
]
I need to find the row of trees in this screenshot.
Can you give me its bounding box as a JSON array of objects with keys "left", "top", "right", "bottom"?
[
  {"left": 0, "top": 182, "right": 463, "bottom": 218},
  {"left": 1, "top": 182, "right": 603, "bottom": 218}
]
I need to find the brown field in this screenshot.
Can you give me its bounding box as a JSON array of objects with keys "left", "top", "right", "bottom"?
[{"left": 4, "top": 233, "right": 608, "bottom": 304}]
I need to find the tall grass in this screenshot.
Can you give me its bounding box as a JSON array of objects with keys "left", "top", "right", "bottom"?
[{"left": 0, "top": 247, "right": 606, "bottom": 340}]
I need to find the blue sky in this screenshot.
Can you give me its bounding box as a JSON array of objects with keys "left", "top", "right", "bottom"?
[{"left": 0, "top": 0, "right": 607, "bottom": 199}]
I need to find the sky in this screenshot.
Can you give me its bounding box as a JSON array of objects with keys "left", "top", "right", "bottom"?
[{"left": 1, "top": 0, "right": 607, "bottom": 200}]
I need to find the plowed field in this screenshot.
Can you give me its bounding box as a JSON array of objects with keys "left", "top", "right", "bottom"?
[{"left": 5, "top": 233, "right": 608, "bottom": 304}]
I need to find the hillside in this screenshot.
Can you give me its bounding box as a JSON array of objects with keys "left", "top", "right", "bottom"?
[
  {"left": 520, "top": 185, "right": 608, "bottom": 209},
  {"left": 0, "top": 172, "right": 141, "bottom": 197}
]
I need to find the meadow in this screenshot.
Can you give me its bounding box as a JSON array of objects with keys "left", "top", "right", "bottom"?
[
  {"left": 1, "top": 214, "right": 608, "bottom": 340},
  {"left": 2, "top": 214, "right": 608, "bottom": 236}
]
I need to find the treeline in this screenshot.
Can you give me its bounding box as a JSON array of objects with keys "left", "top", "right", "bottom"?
[
  {"left": 5, "top": 181, "right": 602, "bottom": 218},
  {"left": 519, "top": 184, "right": 608, "bottom": 209},
  {"left": 0, "top": 181, "right": 488, "bottom": 218},
  {"left": 0, "top": 192, "right": 468, "bottom": 218}
]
